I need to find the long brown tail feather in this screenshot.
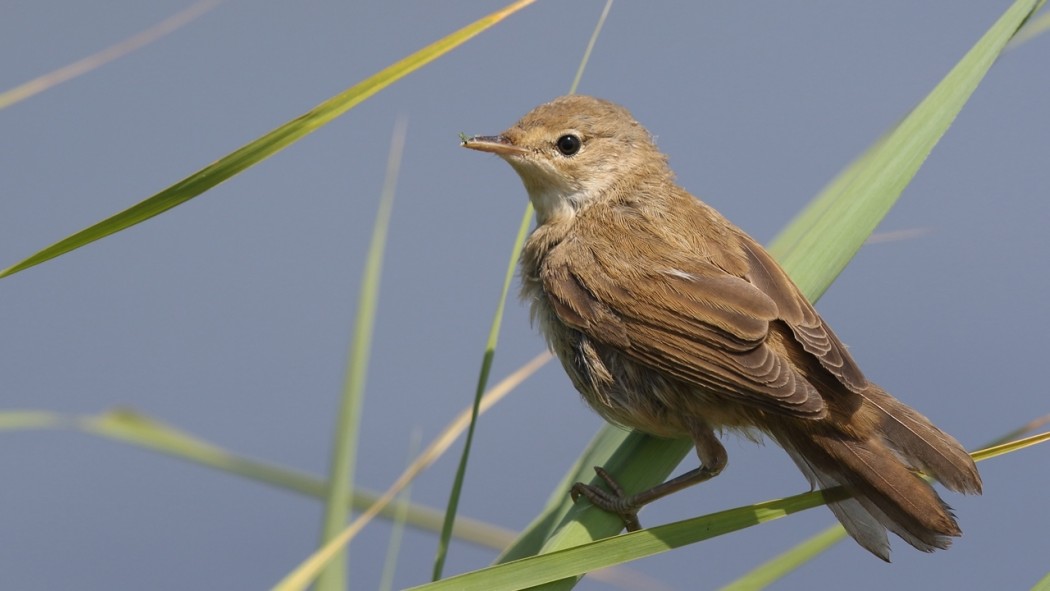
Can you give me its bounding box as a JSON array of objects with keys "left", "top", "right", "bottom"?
[
  {"left": 774, "top": 389, "right": 980, "bottom": 560},
  {"left": 782, "top": 444, "right": 891, "bottom": 559},
  {"left": 862, "top": 385, "right": 982, "bottom": 494}
]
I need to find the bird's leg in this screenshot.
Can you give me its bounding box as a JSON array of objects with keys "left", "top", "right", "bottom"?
[
  {"left": 570, "top": 464, "right": 722, "bottom": 531},
  {"left": 570, "top": 422, "right": 727, "bottom": 532}
]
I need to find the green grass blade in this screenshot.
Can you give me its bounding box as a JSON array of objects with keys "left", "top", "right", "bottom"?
[
  {"left": 410, "top": 489, "right": 848, "bottom": 591},
  {"left": 491, "top": 0, "right": 1045, "bottom": 586},
  {"left": 970, "top": 430, "right": 1050, "bottom": 463},
  {"left": 277, "top": 352, "right": 552, "bottom": 586},
  {"left": 431, "top": 203, "right": 535, "bottom": 580},
  {"left": 430, "top": 0, "right": 615, "bottom": 580},
  {"left": 379, "top": 431, "right": 421, "bottom": 591},
  {"left": 2, "top": 408, "right": 516, "bottom": 549},
  {"left": 1031, "top": 570, "right": 1050, "bottom": 591},
  {"left": 496, "top": 427, "right": 651, "bottom": 562},
  {"left": 0, "top": 347, "right": 552, "bottom": 556},
  {"left": 315, "top": 118, "right": 406, "bottom": 590},
  {"left": 497, "top": 431, "right": 692, "bottom": 565},
  {"left": 568, "top": 0, "right": 614, "bottom": 93},
  {"left": 0, "top": 0, "right": 536, "bottom": 280},
  {"left": 1008, "top": 5, "right": 1050, "bottom": 48},
  {"left": 0, "top": 410, "right": 68, "bottom": 430},
  {"left": 719, "top": 525, "right": 849, "bottom": 591},
  {"left": 767, "top": 130, "right": 888, "bottom": 275}
]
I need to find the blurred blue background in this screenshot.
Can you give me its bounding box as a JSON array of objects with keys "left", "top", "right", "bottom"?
[{"left": 2, "top": 2, "right": 1047, "bottom": 589}]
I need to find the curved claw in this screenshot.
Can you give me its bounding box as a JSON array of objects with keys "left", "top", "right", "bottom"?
[
  {"left": 568, "top": 459, "right": 725, "bottom": 534},
  {"left": 593, "top": 466, "right": 627, "bottom": 497},
  {"left": 569, "top": 467, "right": 644, "bottom": 531}
]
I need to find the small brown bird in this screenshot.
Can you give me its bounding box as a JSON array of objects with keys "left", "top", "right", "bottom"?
[{"left": 462, "top": 95, "right": 981, "bottom": 560}]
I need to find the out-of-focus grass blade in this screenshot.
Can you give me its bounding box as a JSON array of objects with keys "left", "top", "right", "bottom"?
[
  {"left": 430, "top": 204, "right": 534, "bottom": 580},
  {"left": 865, "top": 227, "right": 933, "bottom": 244},
  {"left": 490, "top": 0, "right": 1045, "bottom": 587},
  {"left": 315, "top": 118, "right": 406, "bottom": 591},
  {"left": 718, "top": 526, "right": 847, "bottom": 591},
  {"left": 568, "top": 0, "right": 614, "bottom": 93},
  {"left": 379, "top": 430, "right": 421, "bottom": 591},
  {"left": 265, "top": 348, "right": 547, "bottom": 589},
  {"left": 272, "top": 349, "right": 549, "bottom": 591},
  {"left": 0, "top": 408, "right": 516, "bottom": 548},
  {"left": 0, "top": 0, "right": 536, "bottom": 280},
  {"left": 984, "top": 414, "right": 1050, "bottom": 447},
  {"left": 1031, "top": 570, "right": 1050, "bottom": 591},
  {"left": 430, "top": 0, "right": 613, "bottom": 580},
  {"left": 0, "top": 0, "right": 222, "bottom": 110},
  {"left": 1008, "top": 5, "right": 1050, "bottom": 47},
  {"left": 0, "top": 411, "right": 67, "bottom": 430}
]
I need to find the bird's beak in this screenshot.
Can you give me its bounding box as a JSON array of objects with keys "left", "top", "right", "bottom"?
[{"left": 461, "top": 135, "right": 529, "bottom": 157}]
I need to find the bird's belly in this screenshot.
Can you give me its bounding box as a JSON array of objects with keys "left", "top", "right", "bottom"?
[{"left": 531, "top": 295, "right": 746, "bottom": 439}]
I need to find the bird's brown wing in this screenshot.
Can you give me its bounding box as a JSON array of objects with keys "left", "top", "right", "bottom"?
[
  {"left": 734, "top": 238, "right": 867, "bottom": 392},
  {"left": 541, "top": 254, "right": 829, "bottom": 417}
]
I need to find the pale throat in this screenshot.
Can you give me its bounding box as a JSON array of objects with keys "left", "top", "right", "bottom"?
[
  {"left": 526, "top": 186, "right": 580, "bottom": 224},
  {"left": 508, "top": 160, "right": 618, "bottom": 225},
  {"left": 505, "top": 161, "right": 575, "bottom": 224}
]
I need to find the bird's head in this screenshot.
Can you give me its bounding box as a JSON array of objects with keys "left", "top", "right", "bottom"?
[{"left": 462, "top": 95, "right": 670, "bottom": 224}]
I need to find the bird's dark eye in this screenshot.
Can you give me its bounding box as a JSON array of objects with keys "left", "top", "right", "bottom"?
[{"left": 555, "top": 134, "right": 581, "bottom": 156}]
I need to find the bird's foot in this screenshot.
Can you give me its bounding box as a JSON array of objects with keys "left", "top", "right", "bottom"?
[{"left": 570, "top": 466, "right": 644, "bottom": 531}]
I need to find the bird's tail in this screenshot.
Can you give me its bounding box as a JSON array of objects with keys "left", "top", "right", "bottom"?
[{"left": 775, "top": 384, "right": 982, "bottom": 561}]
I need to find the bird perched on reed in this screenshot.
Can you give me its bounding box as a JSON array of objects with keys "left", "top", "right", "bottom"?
[{"left": 462, "top": 95, "right": 981, "bottom": 560}]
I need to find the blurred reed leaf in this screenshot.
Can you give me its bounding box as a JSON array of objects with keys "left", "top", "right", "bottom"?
[
  {"left": 430, "top": 204, "right": 535, "bottom": 579},
  {"left": 379, "top": 431, "right": 422, "bottom": 591},
  {"left": 0, "top": 411, "right": 67, "bottom": 430},
  {"left": 271, "top": 347, "right": 551, "bottom": 589},
  {"left": 717, "top": 525, "right": 847, "bottom": 591},
  {"left": 315, "top": 117, "right": 406, "bottom": 590},
  {"left": 1008, "top": 4, "right": 1050, "bottom": 47},
  {"left": 0, "top": 408, "right": 516, "bottom": 549},
  {"left": 0, "top": 0, "right": 222, "bottom": 110}
]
